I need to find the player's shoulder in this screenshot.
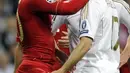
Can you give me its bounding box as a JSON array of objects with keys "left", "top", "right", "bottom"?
[
  {"left": 90, "top": 0, "right": 108, "bottom": 5},
  {"left": 88, "top": 0, "right": 103, "bottom": 6},
  {"left": 113, "top": 0, "right": 130, "bottom": 13},
  {"left": 113, "top": 0, "right": 128, "bottom": 7},
  {"left": 18, "top": 0, "right": 31, "bottom": 10},
  {"left": 87, "top": 0, "right": 104, "bottom": 11},
  {"left": 19, "top": 0, "right": 30, "bottom": 5}
]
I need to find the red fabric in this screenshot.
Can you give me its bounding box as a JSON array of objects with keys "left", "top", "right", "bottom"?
[
  {"left": 120, "top": 64, "right": 130, "bottom": 73},
  {"left": 16, "top": 60, "right": 61, "bottom": 73},
  {"left": 54, "top": 24, "right": 70, "bottom": 55},
  {"left": 29, "top": 0, "right": 89, "bottom": 15}
]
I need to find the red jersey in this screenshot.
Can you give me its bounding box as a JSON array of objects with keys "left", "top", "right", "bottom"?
[{"left": 16, "top": 0, "right": 88, "bottom": 65}]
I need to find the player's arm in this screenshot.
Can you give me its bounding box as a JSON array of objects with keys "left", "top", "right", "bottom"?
[
  {"left": 119, "top": 35, "right": 130, "bottom": 68},
  {"left": 52, "top": 2, "right": 101, "bottom": 73},
  {"left": 53, "top": 37, "right": 92, "bottom": 73},
  {"left": 30, "top": 0, "right": 88, "bottom": 15},
  {"left": 14, "top": 44, "right": 23, "bottom": 73}
]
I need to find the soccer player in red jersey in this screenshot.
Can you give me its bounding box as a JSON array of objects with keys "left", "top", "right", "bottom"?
[{"left": 14, "top": 0, "right": 89, "bottom": 73}]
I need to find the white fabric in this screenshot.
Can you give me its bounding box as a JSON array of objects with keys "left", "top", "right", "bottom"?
[
  {"left": 113, "top": 0, "right": 130, "bottom": 34},
  {"left": 51, "top": 0, "right": 130, "bottom": 73}
]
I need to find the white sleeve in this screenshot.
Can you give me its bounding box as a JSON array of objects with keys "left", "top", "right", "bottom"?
[
  {"left": 79, "top": 1, "right": 101, "bottom": 40},
  {"left": 119, "top": 3, "right": 130, "bottom": 34},
  {"left": 51, "top": 15, "right": 67, "bottom": 35}
]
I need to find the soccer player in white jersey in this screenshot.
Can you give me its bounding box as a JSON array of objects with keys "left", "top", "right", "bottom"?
[{"left": 52, "top": 0, "right": 130, "bottom": 73}]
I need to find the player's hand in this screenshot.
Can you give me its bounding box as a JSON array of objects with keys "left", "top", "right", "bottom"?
[
  {"left": 119, "top": 51, "right": 130, "bottom": 68},
  {"left": 57, "top": 31, "right": 69, "bottom": 48}
]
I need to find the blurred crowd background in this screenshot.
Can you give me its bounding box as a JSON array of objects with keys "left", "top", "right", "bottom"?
[
  {"left": 0, "top": 0, "right": 18, "bottom": 73},
  {"left": 0, "top": 0, "right": 129, "bottom": 73}
]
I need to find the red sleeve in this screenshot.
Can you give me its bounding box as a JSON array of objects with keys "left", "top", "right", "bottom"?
[{"left": 30, "top": 0, "right": 88, "bottom": 15}]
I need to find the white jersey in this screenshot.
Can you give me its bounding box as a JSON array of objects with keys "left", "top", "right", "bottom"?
[{"left": 51, "top": 0, "right": 130, "bottom": 73}]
